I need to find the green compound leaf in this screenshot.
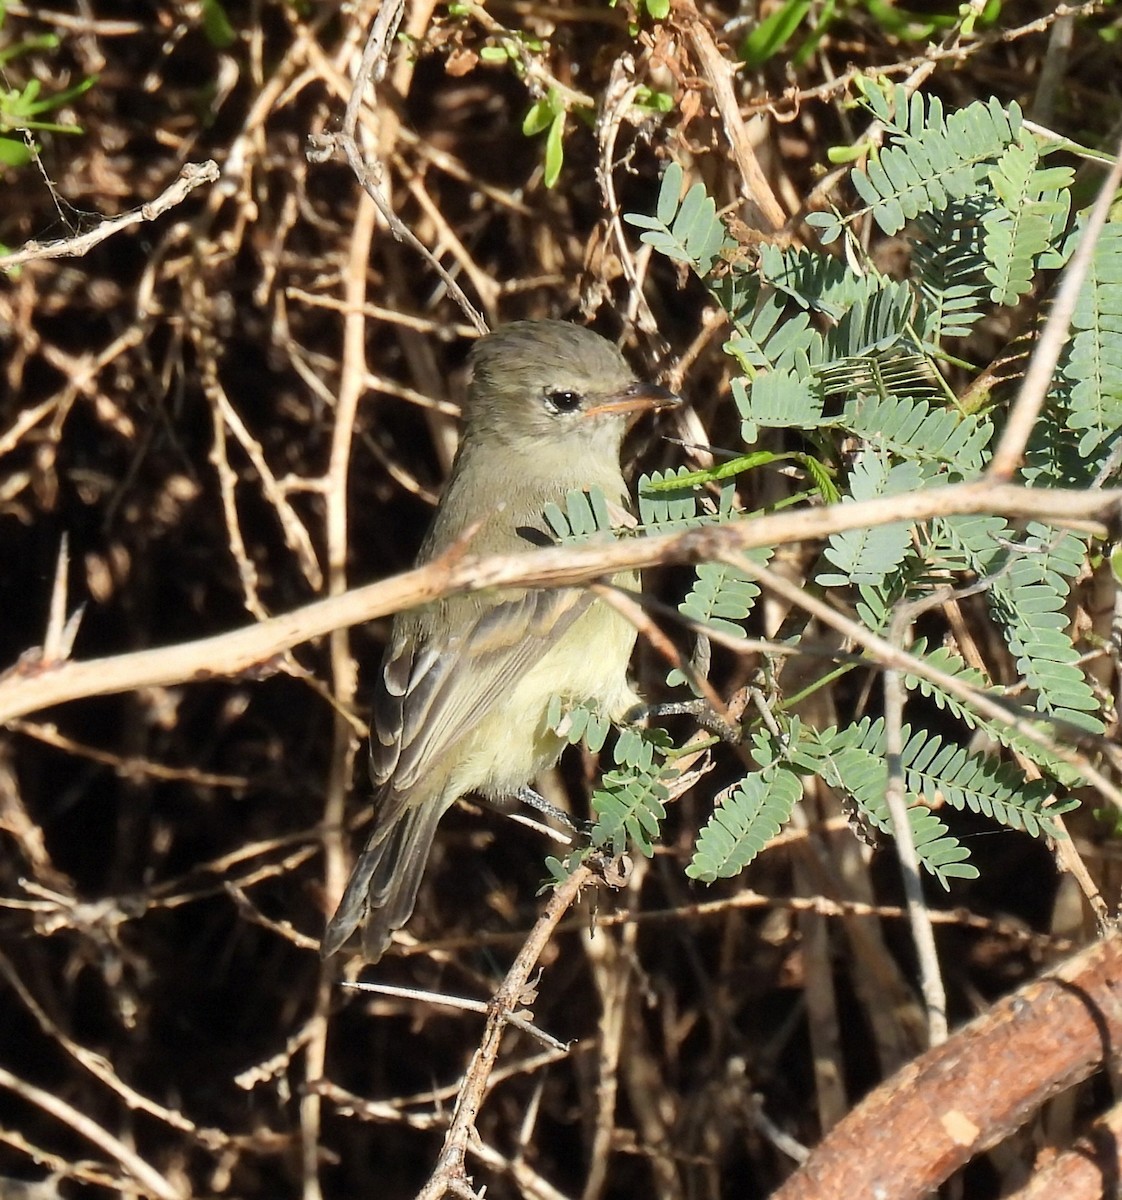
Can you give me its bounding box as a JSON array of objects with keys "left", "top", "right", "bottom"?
[{"left": 688, "top": 768, "right": 802, "bottom": 881}]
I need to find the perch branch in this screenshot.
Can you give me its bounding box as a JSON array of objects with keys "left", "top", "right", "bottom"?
[{"left": 1, "top": 481, "right": 1119, "bottom": 727}]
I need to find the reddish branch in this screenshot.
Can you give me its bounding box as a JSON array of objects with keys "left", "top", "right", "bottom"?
[
  {"left": 772, "top": 932, "right": 1122, "bottom": 1200},
  {"left": 1004, "top": 1100, "right": 1122, "bottom": 1199}
]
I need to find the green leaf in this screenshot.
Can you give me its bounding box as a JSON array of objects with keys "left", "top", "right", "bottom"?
[
  {"left": 734, "top": 369, "right": 826, "bottom": 439},
  {"left": 637, "top": 467, "right": 710, "bottom": 532},
  {"left": 806, "top": 208, "right": 843, "bottom": 243},
  {"left": 201, "top": 0, "right": 237, "bottom": 48},
  {"left": 679, "top": 549, "right": 771, "bottom": 639},
  {"left": 657, "top": 161, "right": 684, "bottom": 225},
  {"left": 543, "top": 486, "right": 616, "bottom": 543},
  {"left": 913, "top": 198, "right": 992, "bottom": 341},
  {"left": 541, "top": 848, "right": 591, "bottom": 890},
  {"left": 740, "top": 0, "right": 812, "bottom": 67},
  {"left": 522, "top": 97, "right": 555, "bottom": 137},
  {"left": 1055, "top": 219, "right": 1122, "bottom": 455},
  {"left": 839, "top": 391, "right": 993, "bottom": 470},
  {"left": 592, "top": 758, "right": 672, "bottom": 858},
  {"left": 0, "top": 135, "right": 32, "bottom": 166},
  {"left": 0, "top": 34, "right": 60, "bottom": 69},
  {"left": 688, "top": 769, "right": 802, "bottom": 881},
  {"left": 624, "top": 172, "right": 733, "bottom": 275},
  {"left": 844, "top": 93, "right": 1021, "bottom": 237},
  {"left": 543, "top": 108, "right": 565, "bottom": 187},
  {"left": 633, "top": 86, "right": 674, "bottom": 113},
  {"left": 818, "top": 454, "right": 924, "bottom": 587},
  {"left": 640, "top": 450, "right": 777, "bottom": 491},
  {"left": 981, "top": 133, "right": 1055, "bottom": 305},
  {"left": 805, "top": 721, "right": 980, "bottom": 888}
]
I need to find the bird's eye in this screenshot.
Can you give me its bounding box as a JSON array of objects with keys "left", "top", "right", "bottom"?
[{"left": 543, "top": 389, "right": 583, "bottom": 415}]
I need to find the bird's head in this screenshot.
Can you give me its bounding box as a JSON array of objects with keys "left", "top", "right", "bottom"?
[{"left": 464, "top": 321, "right": 679, "bottom": 454}]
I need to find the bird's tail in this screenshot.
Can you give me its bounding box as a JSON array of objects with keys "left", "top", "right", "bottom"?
[{"left": 321, "top": 795, "right": 447, "bottom": 961}]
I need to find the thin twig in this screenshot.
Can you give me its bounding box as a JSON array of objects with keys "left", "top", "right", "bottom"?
[
  {"left": 412, "top": 879, "right": 1076, "bottom": 960},
  {"left": 314, "top": 0, "right": 488, "bottom": 333},
  {"left": 0, "top": 1066, "right": 185, "bottom": 1200},
  {"left": 414, "top": 865, "right": 596, "bottom": 1200},
  {"left": 678, "top": 0, "right": 786, "bottom": 231},
  {"left": 884, "top": 602, "right": 947, "bottom": 1046},
  {"left": 342, "top": 981, "right": 570, "bottom": 1052},
  {"left": 594, "top": 51, "right": 663, "bottom": 335},
  {"left": 0, "top": 162, "right": 219, "bottom": 269},
  {"left": 0, "top": 953, "right": 230, "bottom": 1151}
]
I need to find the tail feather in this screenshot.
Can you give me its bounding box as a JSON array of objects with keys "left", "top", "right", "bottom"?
[{"left": 321, "top": 796, "right": 448, "bottom": 961}]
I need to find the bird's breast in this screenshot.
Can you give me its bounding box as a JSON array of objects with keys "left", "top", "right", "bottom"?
[{"left": 445, "top": 593, "right": 640, "bottom": 802}]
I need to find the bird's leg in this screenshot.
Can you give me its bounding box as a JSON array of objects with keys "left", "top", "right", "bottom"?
[
  {"left": 514, "top": 786, "right": 580, "bottom": 832},
  {"left": 642, "top": 698, "right": 742, "bottom": 744}
]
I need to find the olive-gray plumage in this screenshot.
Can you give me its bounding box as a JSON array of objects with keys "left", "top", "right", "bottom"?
[{"left": 322, "top": 321, "right": 677, "bottom": 960}]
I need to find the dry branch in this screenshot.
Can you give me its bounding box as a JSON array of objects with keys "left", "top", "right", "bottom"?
[
  {"left": 1, "top": 481, "right": 1117, "bottom": 726},
  {"left": 0, "top": 1066, "right": 185, "bottom": 1200},
  {"left": 414, "top": 864, "right": 596, "bottom": 1200},
  {"left": 0, "top": 162, "right": 219, "bottom": 269},
  {"left": 772, "top": 932, "right": 1122, "bottom": 1200},
  {"left": 1003, "top": 1099, "right": 1122, "bottom": 1199}
]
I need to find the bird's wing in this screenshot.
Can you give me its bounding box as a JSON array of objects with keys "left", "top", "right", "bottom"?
[
  {"left": 324, "top": 588, "right": 589, "bottom": 960},
  {"left": 369, "top": 585, "right": 593, "bottom": 796}
]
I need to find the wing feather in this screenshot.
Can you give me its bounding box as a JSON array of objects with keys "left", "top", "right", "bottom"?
[{"left": 369, "top": 587, "right": 591, "bottom": 794}]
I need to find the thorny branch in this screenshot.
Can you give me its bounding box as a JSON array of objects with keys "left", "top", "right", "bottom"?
[{"left": 2, "top": 480, "right": 1117, "bottom": 726}]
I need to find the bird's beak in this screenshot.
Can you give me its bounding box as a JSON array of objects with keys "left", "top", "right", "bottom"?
[{"left": 583, "top": 381, "right": 681, "bottom": 419}]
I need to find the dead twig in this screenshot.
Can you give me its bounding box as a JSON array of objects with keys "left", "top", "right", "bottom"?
[
  {"left": 311, "top": 0, "right": 488, "bottom": 334},
  {"left": 0, "top": 162, "right": 219, "bottom": 269},
  {"left": 676, "top": 0, "right": 787, "bottom": 232},
  {"left": 414, "top": 863, "right": 596, "bottom": 1200},
  {"left": 1, "top": 480, "right": 1118, "bottom": 726},
  {"left": 884, "top": 599, "right": 948, "bottom": 1047},
  {"left": 342, "top": 980, "right": 570, "bottom": 1052},
  {"left": 0, "top": 1066, "right": 186, "bottom": 1200}
]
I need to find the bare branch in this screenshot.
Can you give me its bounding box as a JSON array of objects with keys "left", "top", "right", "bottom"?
[
  {"left": 0, "top": 1066, "right": 185, "bottom": 1200},
  {"left": 414, "top": 864, "right": 595, "bottom": 1200},
  {"left": 0, "top": 162, "right": 220, "bottom": 269},
  {"left": 1, "top": 481, "right": 1118, "bottom": 725}
]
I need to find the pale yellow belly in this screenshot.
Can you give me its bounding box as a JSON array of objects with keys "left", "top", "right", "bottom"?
[{"left": 446, "top": 598, "right": 640, "bottom": 801}]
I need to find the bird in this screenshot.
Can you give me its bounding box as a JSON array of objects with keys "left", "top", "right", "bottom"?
[{"left": 321, "top": 320, "right": 679, "bottom": 960}]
